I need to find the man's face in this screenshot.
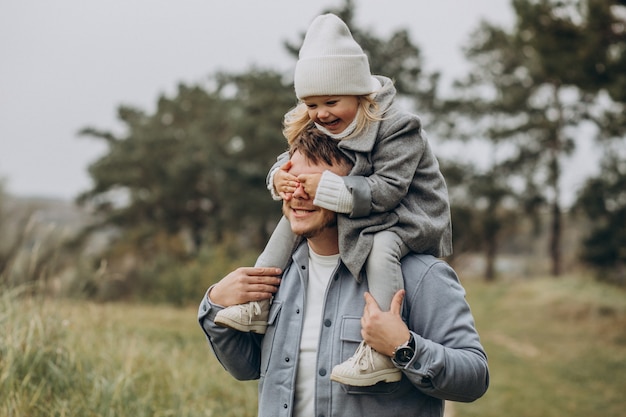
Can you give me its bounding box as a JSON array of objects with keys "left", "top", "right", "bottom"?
[{"left": 282, "top": 150, "right": 344, "bottom": 242}]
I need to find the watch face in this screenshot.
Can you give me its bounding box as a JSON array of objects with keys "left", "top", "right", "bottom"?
[{"left": 394, "top": 347, "right": 414, "bottom": 365}]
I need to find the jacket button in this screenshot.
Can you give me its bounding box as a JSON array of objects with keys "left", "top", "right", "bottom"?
[
  {"left": 301, "top": 265, "right": 306, "bottom": 270},
  {"left": 285, "top": 357, "right": 290, "bottom": 362},
  {"left": 319, "top": 368, "right": 327, "bottom": 376},
  {"left": 324, "top": 319, "right": 331, "bottom": 327},
  {"left": 283, "top": 404, "right": 288, "bottom": 409}
]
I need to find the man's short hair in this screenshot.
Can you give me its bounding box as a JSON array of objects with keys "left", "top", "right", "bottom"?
[{"left": 289, "top": 126, "right": 353, "bottom": 171}]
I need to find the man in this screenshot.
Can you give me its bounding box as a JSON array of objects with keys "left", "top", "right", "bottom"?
[{"left": 198, "top": 128, "right": 489, "bottom": 417}]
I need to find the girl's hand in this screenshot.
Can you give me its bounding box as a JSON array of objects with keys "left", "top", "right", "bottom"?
[
  {"left": 297, "top": 173, "right": 322, "bottom": 200},
  {"left": 274, "top": 161, "right": 299, "bottom": 201}
]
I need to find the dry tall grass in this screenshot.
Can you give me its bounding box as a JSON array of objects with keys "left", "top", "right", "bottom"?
[{"left": 1, "top": 273, "right": 625, "bottom": 416}]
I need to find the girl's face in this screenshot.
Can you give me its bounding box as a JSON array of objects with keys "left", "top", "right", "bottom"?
[{"left": 302, "top": 95, "right": 359, "bottom": 135}]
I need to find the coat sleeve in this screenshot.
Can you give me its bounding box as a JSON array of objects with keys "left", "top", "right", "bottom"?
[
  {"left": 344, "top": 113, "right": 425, "bottom": 218},
  {"left": 197, "top": 288, "right": 263, "bottom": 381},
  {"left": 401, "top": 260, "right": 489, "bottom": 402},
  {"left": 266, "top": 151, "right": 290, "bottom": 200}
]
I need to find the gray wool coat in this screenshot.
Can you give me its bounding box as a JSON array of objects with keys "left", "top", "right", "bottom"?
[{"left": 267, "top": 76, "right": 452, "bottom": 279}]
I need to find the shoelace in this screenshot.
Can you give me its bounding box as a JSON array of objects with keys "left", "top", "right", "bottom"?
[
  {"left": 351, "top": 341, "right": 375, "bottom": 371},
  {"left": 241, "top": 301, "right": 262, "bottom": 324}
]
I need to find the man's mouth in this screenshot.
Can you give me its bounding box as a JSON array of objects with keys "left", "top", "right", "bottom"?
[{"left": 291, "top": 207, "right": 315, "bottom": 217}]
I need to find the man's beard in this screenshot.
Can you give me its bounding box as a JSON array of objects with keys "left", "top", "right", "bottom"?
[{"left": 300, "top": 215, "right": 337, "bottom": 239}]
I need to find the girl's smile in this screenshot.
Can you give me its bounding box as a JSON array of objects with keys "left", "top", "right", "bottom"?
[{"left": 303, "top": 95, "right": 359, "bottom": 135}]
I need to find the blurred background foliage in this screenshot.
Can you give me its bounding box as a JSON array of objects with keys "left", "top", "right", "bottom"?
[{"left": 1, "top": 0, "right": 625, "bottom": 304}]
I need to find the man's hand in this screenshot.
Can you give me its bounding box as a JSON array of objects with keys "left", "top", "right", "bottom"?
[
  {"left": 361, "top": 290, "right": 411, "bottom": 357},
  {"left": 209, "top": 267, "right": 282, "bottom": 307}
]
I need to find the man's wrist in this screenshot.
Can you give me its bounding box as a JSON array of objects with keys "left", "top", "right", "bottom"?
[
  {"left": 206, "top": 284, "right": 226, "bottom": 307},
  {"left": 392, "top": 333, "right": 416, "bottom": 367}
]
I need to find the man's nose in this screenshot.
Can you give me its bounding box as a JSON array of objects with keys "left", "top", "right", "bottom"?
[{"left": 292, "top": 182, "right": 309, "bottom": 199}]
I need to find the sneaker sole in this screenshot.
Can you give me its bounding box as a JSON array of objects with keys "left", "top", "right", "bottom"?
[
  {"left": 330, "top": 369, "right": 402, "bottom": 386},
  {"left": 214, "top": 315, "right": 268, "bottom": 334}
]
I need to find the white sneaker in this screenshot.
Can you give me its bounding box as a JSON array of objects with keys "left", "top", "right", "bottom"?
[
  {"left": 330, "top": 341, "right": 401, "bottom": 386},
  {"left": 214, "top": 299, "right": 270, "bottom": 334}
]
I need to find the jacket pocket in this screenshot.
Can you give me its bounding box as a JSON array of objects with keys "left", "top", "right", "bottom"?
[
  {"left": 338, "top": 315, "right": 363, "bottom": 361},
  {"left": 260, "top": 300, "right": 283, "bottom": 377}
]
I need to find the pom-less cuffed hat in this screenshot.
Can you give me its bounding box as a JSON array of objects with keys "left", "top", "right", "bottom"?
[{"left": 294, "top": 14, "right": 380, "bottom": 99}]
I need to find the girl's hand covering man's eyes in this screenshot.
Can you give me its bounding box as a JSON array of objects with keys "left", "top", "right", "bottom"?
[
  {"left": 275, "top": 161, "right": 298, "bottom": 201},
  {"left": 297, "top": 173, "right": 322, "bottom": 200}
]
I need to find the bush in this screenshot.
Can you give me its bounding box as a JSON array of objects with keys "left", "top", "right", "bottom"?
[
  {"left": 575, "top": 154, "right": 626, "bottom": 286},
  {"left": 71, "top": 241, "right": 260, "bottom": 305},
  {"left": 136, "top": 244, "right": 259, "bottom": 306}
]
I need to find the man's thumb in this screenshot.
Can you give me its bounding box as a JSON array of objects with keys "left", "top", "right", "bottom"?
[{"left": 390, "top": 290, "right": 405, "bottom": 315}]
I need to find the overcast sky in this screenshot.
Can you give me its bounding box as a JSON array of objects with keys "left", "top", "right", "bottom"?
[{"left": 0, "top": 0, "right": 597, "bottom": 205}]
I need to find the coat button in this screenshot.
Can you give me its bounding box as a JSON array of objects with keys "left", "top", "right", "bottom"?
[
  {"left": 319, "top": 368, "right": 327, "bottom": 376},
  {"left": 324, "top": 319, "right": 331, "bottom": 327}
]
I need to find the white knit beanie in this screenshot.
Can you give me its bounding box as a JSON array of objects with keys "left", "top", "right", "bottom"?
[{"left": 294, "top": 14, "right": 380, "bottom": 99}]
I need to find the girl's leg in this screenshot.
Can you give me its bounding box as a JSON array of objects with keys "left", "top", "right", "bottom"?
[
  {"left": 215, "top": 216, "right": 299, "bottom": 333},
  {"left": 365, "top": 231, "right": 409, "bottom": 311},
  {"left": 255, "top": 216, "right": 300, "bottom": 269},
  {"left": 331, "top": 231, "right": 409, "bottom": 386}
]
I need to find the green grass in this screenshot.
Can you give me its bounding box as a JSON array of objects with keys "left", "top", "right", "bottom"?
[
  {"left": 0, "top": 287, "right": 258, "bottom": 417},
  {"left": 1, "top": 275, "right": 625, "bottom": 416},
  {"left": 455, "top": 275, "right": 626, "bottom": 417}
]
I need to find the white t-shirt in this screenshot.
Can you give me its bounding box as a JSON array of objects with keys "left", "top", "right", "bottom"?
[{"left": 294, "top": 249, "right": 340, "bottom": 417}]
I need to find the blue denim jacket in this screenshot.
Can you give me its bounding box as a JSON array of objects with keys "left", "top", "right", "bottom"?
[{"left": 198, "top": 243, "right": 489, "bottom": 417}]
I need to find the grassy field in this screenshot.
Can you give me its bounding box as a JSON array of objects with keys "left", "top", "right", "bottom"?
[
  {"left": 1, "top": 274, "right": 625, "bottom": 417},
  {"left": 456, "top": 275, "right": 626, "bottom": 417}
]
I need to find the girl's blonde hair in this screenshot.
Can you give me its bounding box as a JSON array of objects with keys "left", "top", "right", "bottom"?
[{"left": 282, "top": 95, "right": 382, "bottom": 145}]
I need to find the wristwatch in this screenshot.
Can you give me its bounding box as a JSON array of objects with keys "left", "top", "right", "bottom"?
[{"left": 392, "top": 334, "right": 415, "bottom": 367}]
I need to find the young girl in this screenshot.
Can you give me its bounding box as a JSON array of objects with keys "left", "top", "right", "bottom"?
[{"left": 214, "top": 13, "right": 452, "bottom": 387}]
